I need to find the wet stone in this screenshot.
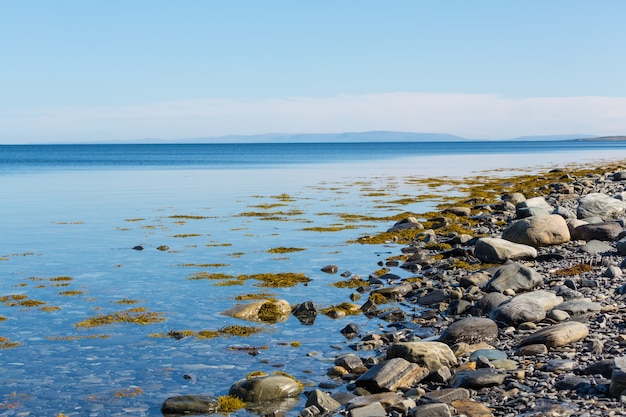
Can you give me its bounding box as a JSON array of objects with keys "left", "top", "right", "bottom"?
[
  {"left": 451, "top": 369, "right": 506, "bottom": 389},
  {"left": 161, "top": 395, "right": 219, "bottom": 415}
]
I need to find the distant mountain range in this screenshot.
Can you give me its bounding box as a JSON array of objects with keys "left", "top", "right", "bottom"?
[{"left": 130, "top": 131, "right": 604, "bottom": 144}]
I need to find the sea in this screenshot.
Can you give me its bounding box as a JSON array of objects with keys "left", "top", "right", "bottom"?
[{"left": 1, "top": 140, "right": 626, "bottom": 416}]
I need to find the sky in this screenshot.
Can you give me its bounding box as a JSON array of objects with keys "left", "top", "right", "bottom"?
[{"left": 2, "top": 0, "right": 626, "bottom": 143}]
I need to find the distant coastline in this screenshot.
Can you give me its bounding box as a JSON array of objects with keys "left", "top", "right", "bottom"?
[{"left": 106, "top": 131, "right": 600, "bottom": 145}]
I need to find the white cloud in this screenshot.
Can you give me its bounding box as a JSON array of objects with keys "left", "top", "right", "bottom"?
[{"left": 2, "top": 93, "right": 626, "bottom": 143}]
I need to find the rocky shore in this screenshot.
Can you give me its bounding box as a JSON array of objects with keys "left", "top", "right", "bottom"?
[{"left": 164, "top": 162, "right": 626, "bottom": 417}]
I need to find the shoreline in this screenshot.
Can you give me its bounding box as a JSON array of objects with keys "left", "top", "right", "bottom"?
[{"left": 171, "top": 158, "right": 626, "bottom": 416}]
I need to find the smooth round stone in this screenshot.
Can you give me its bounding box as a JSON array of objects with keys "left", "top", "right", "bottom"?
[
  {"left": 518, "top": 322, "right": 537, "bottom": 330},
  {"left": 469, "top": 349, "right": 507, "bottom": 362},
  {"left": 545, "top": 359, "right": 578, "bottom": 372},
  {"left": 491, "top": 359, "right": 518, "bottom": 370}
]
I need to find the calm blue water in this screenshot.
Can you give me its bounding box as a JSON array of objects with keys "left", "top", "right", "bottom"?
[
  {"left": 2, "top": 140, "right": 626, "bottom": 172},
  {"left": 1, "top": 141, "right": 626, "bottom": 416}
]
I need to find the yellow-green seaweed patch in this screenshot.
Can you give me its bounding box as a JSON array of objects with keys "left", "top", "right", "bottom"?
[
  {"left": 267, "top": 247, "right": 306, "bottom": 254},
  {"left": 238, "top": 272, "right": 311, "bottom": 288},
  {"left": 75, "top": 308, "right": 165, "bottom": 328},
  {"left": 218, "top": 395, "right": 246, "bottom": 412}
]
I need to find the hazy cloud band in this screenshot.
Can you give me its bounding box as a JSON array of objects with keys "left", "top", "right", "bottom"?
[{"left": 2, "top": 93, "right": 626, "bottom": 143}]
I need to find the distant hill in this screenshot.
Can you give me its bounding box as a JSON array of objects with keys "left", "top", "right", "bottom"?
[
  {"left": 176, "top": 131, "right": 471, "bottom": 143},
  {"left": 506, "top": 134, "right": 596, "bottom": 141},
  {"left": 570, "top": 135, "right": 626, "bottom": 141},
  {"left": 124, "top": 131, "right": 604, "bottom": 144}
]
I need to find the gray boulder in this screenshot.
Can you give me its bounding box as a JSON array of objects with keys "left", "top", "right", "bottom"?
[
  {"left": 386, "top": 342, "right": 457, "bottom": 371},
  {"left": 611, "top": 356, "right": 626, "bottom": 397},
  {"left": 519, "top": 321, "right": 589, "bottom": 348},
  {"left": 571, "top": 221, "right": 624, "bottom": 241},
  {"left": 438, "top": 317, "right": 499, "bottom": 345},
  {"left": 515, "top": 196, "right": 553, "bottom": 218},
  {"left": 474, "top": 237, "right": 537, "bottom": 263},
  {"left": 577, "top": 193, "right": 626, "bottom": 220},
  {"left": 502, "top": 214, "right": 570, "bottom": 247},
  {"left": 490, "top": 297, "right": 546, "bottom": 326},
  {"left": 355, "top": 357, "right": 429, "bottom": 393},
  {"left": 486, "top": 262, "right": 543, "bottom": 293},
  {"left": 161, "top": 395, "right": 219, "bottom": 415},
  {"left": 580, "top": 239, "right": 614, "bottom": 254}
]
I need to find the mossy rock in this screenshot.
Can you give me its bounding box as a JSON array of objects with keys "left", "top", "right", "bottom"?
[{"left": 221, "top": 299, "right": 291, "bottom": 323}]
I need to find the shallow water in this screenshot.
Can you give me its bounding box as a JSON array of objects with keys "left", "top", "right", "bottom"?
[{"left": 1, "top": 143, "right": 626, "bottom": 416}]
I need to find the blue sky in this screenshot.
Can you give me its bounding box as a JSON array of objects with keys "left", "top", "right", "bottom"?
[{"left": 2, "top": 1, "right": 626, "bottom": 143}]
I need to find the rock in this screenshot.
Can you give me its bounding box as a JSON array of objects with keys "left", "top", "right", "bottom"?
[
  {"left": 132, "top": 245, "right": 144, "bottom": 251},
  {"left": 515, "top": 343, "right": 548, "bottom": 356},
  {"left": 554, "top": 376, "right": 590, "bottom": 392},
  {"left": 444, "top": 206, "right": 471, "bottom": 217},
  {"left": 161, "top": 395, "right": 219, "bottom": 415},
  {"left": 305, "top": 389, "right": 341, "bottom": 414},
  {"left": 228, "top": 375, "right": 302, "bottom": 402},
  {"left": 408, "top": 403, "right": 452, "bottom": 417},
  {"left": 617, "top": 236, "right": 626, "bottom": 255},
  {"left": 552, "top": 299, "right": 602, "bottom": 316},
  {"left": 611, "top": 357, "right": 626, "bottom": 397},
  {"left": 340, "top": 323, "right": 361, "bottom": 339},
  {"left": 502, "top": 214, "right": 570, "bottom": 247},
  {"left": 519, "top": 321, "right": 589, "bottom": 348},
  {"left": 469, "top": 349, "right": 507, "bottom": 362},
  {"left": 438, "top": 317, "right": 499, "bottom": 345},
  {"left": 421, "top": 387, "right": 470, "bottom": 404},
  {"left": 321, "top": 264, "right": 339, "bottom": 273},
  {"left": 474, "top": 237, "right": 537, "bottom": 263},
  {"left": 502, "top": 192, "right": 526, "bottom": 204},
  {"left": 388, "top": 217, "right": 424, "bottom": 232},
  {"left": 509, "top": 290, "right": 563, "bottom": 311},
  {"left": 582, "top": 359, "right": 614, "bottom": 378},
  {"left": 577, "top": 193, "right": 626, "bottom": 220},
  {"left": 570, "top": 221, "right": 624, "bottom": 241},
  {"left": 451, "top": 369, "right": 506, "bottom": 389},
  {"left": 355, "top": 357, "right": 429, "bottom": 393},
  {"left": 335, "top": 353, "right": 367, "bottom": 374},
  {"left": 348, "top": 402, "right": 387, "bottom": 417},
  {"left": 486, "top": 262, "right": 543, "bottom": 293},
  {"left": 418, "top": 288, "right": 449, "bottom": 305},
  {"left": 370, "top": 282, "right": 413, "bottom": 301},
  {"left": 491, "top": 296, "right": 546, "bottom": 326},
  {"left": 545, "top": 359, "right": 578, "bottom": 372},
  {"left": 472, "top": 292, "right": 510, "bottom": 316},
  {"left": 386, "top": 342, "right": 457, "bottom": 371},
  {"left": 451, "top": 399, "right": 495, "bottom": 417},
  {"left": 579, "top": 239, "right": 614, "bottom": 254},
  {"left": 291, "top": 301, "right": 317, "bottom": 325},
  {"left": 515, "top": 196, "right": 553, "bottom": 218},
  {"left": 604, "top": 265, "right": 623, "bottom": 278},
  {"left": 222, "top": 299, "right": 291, "bottom": 323},
  {"left": 346, "top": 392, "right": 404, "bottom": 410}
]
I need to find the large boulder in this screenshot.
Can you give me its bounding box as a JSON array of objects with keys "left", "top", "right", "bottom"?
[
  {"left": 438, "top": 317, "right": 499, "bottom": 345},
  {"left": 490, "top": 297, "right": 546, "bottom": 326},
  {"left": 519, "top": 321, "right": 589, "bottom": 348},
  {"left": 570, "top": 221, "right": 624, "bottom": 241},
  {"left": 355, "top": 357, "right": 429, "bottom": 393},
  {"left": 386, "top": 342, "right": 457, "bottom": 371},
  {"left": 577, "top": 193, "right": 626, "bottom": 221},
  {"left": 485, "top": 262, "right": 543, "bottom": 293},
  {"left": 515, "top": 196, "right": 553, "bottom": 218},
  {"left": 228, "top": 375, "right": 302, "bottom": 402},
  {"left": 502, "top": 214, "right": 570, "bottom": 247},
  {"left": 474, "top": 237, "right": 537, "bottom": 263}
]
